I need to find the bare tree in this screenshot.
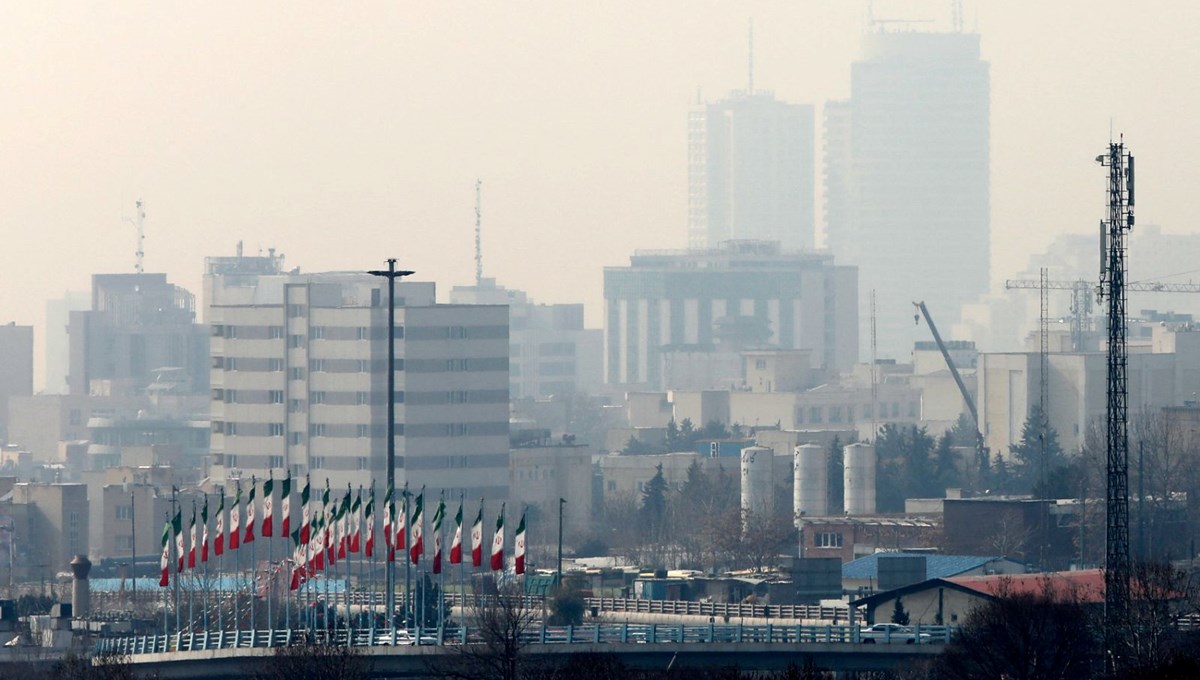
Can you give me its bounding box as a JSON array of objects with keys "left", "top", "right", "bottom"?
[
  {"left": 738, "top": 509, "right": 797, "bottom": 573},
  {"left": 247, "top": 641, "right": 371, "bottom": 680},
  {"left": 435, "top": 584, "right": 541, "bottom": 680},
  {"left": 933, "top": 577, "right": 1099, "bottom": 680}
]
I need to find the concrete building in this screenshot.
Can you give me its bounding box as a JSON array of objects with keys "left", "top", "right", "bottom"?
[
  {"left": 6, "top": 394, "right": 109, "bottom": 463},
  {"left": 977, "top": 325, "right": 1200, "bottom": 455},
  {"left": 68, "top": 273, "right": 209, "bottom": 397},
  {"left": 207, "top": 270, "right": 510, "bottom": 502},
  {"left": 798, "top": 516, "right": 941, "bottom": 563},
  {"left": 604, "top": 241, "right": 857, "bottom": 390},
  {"left": 688, "top": 89, "right": 815, "bottom": 251},
  {"left": 450, "top": 278, "right": 602, "bottom": 399},
  {"left": 12, "top": 483, "right": 89, "bottom": 581},
  {"left": 825, "top": 31, "right": 989, "bottom": 359},
  {"left": 509, "top": 439, "right": 594, "bottom": 539},
  {"left": 45, "top": 292, "right": 91, "bottom": 395},
  {"left": 0, "top": 323, "right": 33, "bottom": 444}
]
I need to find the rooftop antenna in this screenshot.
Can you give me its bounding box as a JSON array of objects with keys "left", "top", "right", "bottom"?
[
  {"left": 952, "top": 0, "right": 963, "bottom": 32},
  {"left": 747, "top": 18, "right": 754, "bottom": 95},
  {"left": 134, "top": 199, "right": 146, "bottom": 274},
  {"left": 474, "top": 179, "right": 483, "bottom": 285}
]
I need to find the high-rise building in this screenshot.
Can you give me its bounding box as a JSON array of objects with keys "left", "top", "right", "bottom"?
[
  {"left": 825, "top": 31, "right": 990, "bottom": 359},
  {"left": 450, "top": 278, "right": 602, "bottom": 399},
  {"left": 67, "top": 274, "right": 209, "bottom": 397},
  {"left": 603, "top": 240, "right": 857, "bottom": 390},
  {"left": 45, "top": 292, "right": 89, "bottom": 394},
  {"left": 0, "top": 323, "right": 33, "bottom": 444},
  {"left": 688, "top": 90, "right": 816, "bottom": 251},
  {"left": 207, "top": 270, "right": 510, "bottom": 502}
]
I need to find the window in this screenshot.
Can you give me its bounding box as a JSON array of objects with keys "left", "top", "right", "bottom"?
[
  {"left": 891, "top": 402, "right": 900, "bottom": 418},
  {"left": 225, "top": 325, "right": 238, "bottom": 339},
  {"left": 311, "top": 456, "right": 325, "bottom": 469},
  {"left": 289, "top": 334, "right": 305, "bottom": 348},
  {"left": 269, "top": 455, "right": 284, "bottom": 469},
  {"left": 288, "top": 432, "right": 304, "bottom": 445},
  {"left": 309, "top": 359, "right": 326, "bottom": 372},
  {"left": 863, "top": 404, "right": 874, "bottom": 419},
  {"left": 224, "top": 389, "right": 237, "bottom": 403},
  {"left": 212, "top": 324, "right": 224, "bottom": 337},
  {"left": 269, "top": 358, "right": 285, "bottom": 372},
  {"left": 310, "top": 423, "right": 327, "bottom": 437},
  {"left": 115, "top": 505, "right": 134, "bottom": 520},
  {"left": 226, "top": 422, "right": 238, "bottom": 436},
  {"left": 269, "top": 326, "right": 285, "bottom": 339},
  {"left": 311, "top": 391, "right": 326, "bottom": 404},
  {"left": 287, "top": 304, "right": 305, "bottom": 318},
  {"left": 288, "top": 399, "right": 304, "bottom": 413},
  {"left": 815, "top": 532, "right": 843, "bottom": 548},
  {"left": 289, "top": 367, "right": 304, "bottom": 380},
  {"left": 269, "top": 423, "right": 285, "bottom": 437},
  {"left": 357, "top": 424, "right": 370, "bottom": 438},
  {"left": 357, "top": 326, "right": 370, "bottom": 340},
  {"left": 357, "top": 391, "right": 370, "bottom": 405},
  {"left": 810, "top": 407, "right": 822, "bottom": 423},
  {"left": 357, "top": 457, "right": 369, "bottom": 471},
  {"left": 755, "top": 359, "right": 767, "bottom": 370},
  {"left": 270, "top": 390, "right": 284, "bottom": 404},
  {"left": 310, "top": 326, "right": 326, "bottom": 340},
  {"left": 226, "top": 454, "right": 238, "bottom": 467},
  {"left": 358, "top": 359, "right": 370, "bottom": 373},
  {"left": 830, "top": 406, "right": 842, "bottom": 423}
]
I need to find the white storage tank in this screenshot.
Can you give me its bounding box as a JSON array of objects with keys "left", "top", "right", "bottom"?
[
  {"left": 793, "top": 444, "right": 828, "bottom": 524},
  {"left": 740, "top": 446, "right": 774, "bottom": 517},
  {"left": 843, "top": 443, "right": 877, "bottom": 516}
]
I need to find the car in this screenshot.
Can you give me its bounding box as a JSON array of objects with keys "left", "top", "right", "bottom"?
[{"left": 858, "top": 623, "right": 933, "bottom": 644}]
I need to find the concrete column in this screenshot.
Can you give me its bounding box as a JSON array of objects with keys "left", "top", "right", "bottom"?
[{"left": 69, "top": 555, "right": 91, "bottom": 619}]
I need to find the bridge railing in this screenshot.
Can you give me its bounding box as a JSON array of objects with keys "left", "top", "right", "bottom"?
[
  {"left": 582, "top": 597, "right": 849, "bottom": 621},
  {"left": 95, "top": 623, "right": 956, "bottom": 656}
]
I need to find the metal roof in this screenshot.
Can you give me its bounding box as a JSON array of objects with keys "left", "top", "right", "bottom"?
[{"left": 841, "top": 553, "right": 1006, "bottom": 581}]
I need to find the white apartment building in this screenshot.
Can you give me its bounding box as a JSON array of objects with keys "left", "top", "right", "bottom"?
[{"left": 207, "top": 272, "right": 509, "bottom": 501}]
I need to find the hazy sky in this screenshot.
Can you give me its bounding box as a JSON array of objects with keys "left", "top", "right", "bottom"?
[{"left": 3, "top": 1, "right": 1199, "bottom": 385}]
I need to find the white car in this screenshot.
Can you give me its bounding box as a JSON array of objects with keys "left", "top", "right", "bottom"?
[{"left": 858, "top": 623, "right": 932, "bottom": 644}]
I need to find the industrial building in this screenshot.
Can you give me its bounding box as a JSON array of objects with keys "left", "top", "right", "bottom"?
[{"left": 604, "top": 240, "right": 857, "bottom": 390}]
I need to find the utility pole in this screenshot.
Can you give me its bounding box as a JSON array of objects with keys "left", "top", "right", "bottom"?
[
  {"left": 1097, "top": 138, "right": 1134, "bottom": 668},
  {"left": 557, "top": 498, "right": 566, "bottom": 589},
  {"left": 368, "top": 259, "right": 415, "bottom": 626}
]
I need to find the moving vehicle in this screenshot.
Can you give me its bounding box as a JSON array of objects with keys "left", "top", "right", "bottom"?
[{"left": 858, "top": 623, "right": 932, "bottom": 644}]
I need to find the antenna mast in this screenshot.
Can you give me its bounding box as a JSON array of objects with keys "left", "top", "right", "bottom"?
[
  {"left": 474, "top": 179, "right": 483, "bottom": 286},
  {"left": 747, "top": 18, "right": 754, "bottom": 95},
  {"left": 870, "top": 290, "right": 878, "bottom": 435},
  {"left": 952, "top": 0, "right": 963, "bottom": 32},
  {"left": 1097, "top": 138, "right": 1134, "bottom": 667},
  {"left": 134, "top": 199, "right": 146, "bottom": 274}
]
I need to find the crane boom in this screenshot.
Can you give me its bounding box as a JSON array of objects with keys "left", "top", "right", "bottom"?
[
  {"left": 912, "top": 301, "right": 978, "bottom": 425},
  {"left": 1005, "top": 278, "right": 1200, "bottom": 293}
]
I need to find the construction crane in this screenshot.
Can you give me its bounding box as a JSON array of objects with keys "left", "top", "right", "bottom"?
[
  {"left": 913, "top": 301, "right": 979, "bottom": 426},
  {"left": 1005, "top": 278, "right": 1200, "bottom": 351}
]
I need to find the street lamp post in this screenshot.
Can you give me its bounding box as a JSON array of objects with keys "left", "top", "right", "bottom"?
[
  {"left": 557, "top": 498, "right": 566, "bottom": 589},
  {"left": 369, "top": 259, "right": 414, "bottom": 626}
]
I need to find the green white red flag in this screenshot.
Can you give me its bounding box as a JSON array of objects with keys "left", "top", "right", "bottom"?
[
  {"left": 471, "top": 501, "right": 484, "bottom": 567},
  {"left": 490, "top": 503, "right": 504, "bottom": 571},
  {"left": 410, "top": 488, "right": 424, "bottom": 565},
  {"left": 262, "top": 474, "right": 274, "bottom": 538},
  {"left": 514, "top": 510, "right": 527, "bottom": 575},
  {"left": 449, "top": 499, "right": 464, "bottom": 565},
  {"left": 159, "top": 519, "right": 171, "bottom": 587},
  {"left": 432, "top": 496, "right": 445, "bottom": 574}
]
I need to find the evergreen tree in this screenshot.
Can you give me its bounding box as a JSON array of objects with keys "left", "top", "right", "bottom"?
[
  {"left": 1009, "top": 405, "right": 1066, "bottom": 496},
  {"left": 827, "top": 435, "right": 844, "bottom": 514},
  {"left": 665, "top": 418, "right": 681, "bottom": 451},
  {"left": 640, "top": 464, "right": 669, "bottom": 536},
  {"left": 891, "top": 597, "right": 911, "bottom": 626}
]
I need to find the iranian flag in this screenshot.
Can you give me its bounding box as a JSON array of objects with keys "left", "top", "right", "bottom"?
[
  {"left": 200, "top": 497, "right": 210, "bottom": 563},
  {"left": 470, "top": 501, "right": 484, "bottom": 567},
  {"left": 289, "top": 531, "right": 303, "bottom": 591},
  {"left": 514, "top": 510, "right": 527, "bottom": 575},
  {"left": 324, "top": 505, "right": 336, "bottom": 567},
  {"left": 229, "top": 484, "right": 241, "bottom": 550},
  {"left": 214, "top": 494, "right": 225, "bottom": 556},
  {"left": 409, "top": 489, "right": 424, "bottom": 565},
  {"left": 311, "top": 513, "right": 325, "bottom": 573},
  {"left": 349, "top": 490, "right": 362, "bottom": 553},
  {"left": 364, "top": 489, "right": 376, "bottom": 558},
  {"left": 383, "top": 484, "right": 394, "bottom": 562},
  {"left": 490, "top": 503, "right": 505, "bottom": 571},
  {"left": 432, "top": 497, "right": 445, "bottom": 574},
  {"left": 280, "top": 473, "right": 292, "bottom": 537},
  {"left": 449, "top": 499, "right": 464, "bottom": 565},
  {"left": 299, "top": 476, "right": 311, "bottom": 544},
  {"left": 173, "top": 509, "right": 185, "bottom": 573},
  {"left": 396, "top": 485, "right": 408, "bottom": 557},
  {"left": 322, "top": 482, "right": 334, "bottom": 567},
  {"left": 337, "top": 491, "right": 350, "bottom": 560},
  {"left": 159, "top": 519, "right": 171, "bottom": 587},
  {"left": 243, "top": 479, "right": 256, "bottom": 544},
  {"left": 187, "top": 506, "right": 197, "bottom": 569},
  {"left": 262, "top": 474, "right": 274, "bottom": 538}
]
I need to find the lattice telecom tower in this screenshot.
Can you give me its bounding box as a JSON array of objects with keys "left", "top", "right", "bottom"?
[{"left": 1097, "top": 138, "right": 1134, "bottom": 652}]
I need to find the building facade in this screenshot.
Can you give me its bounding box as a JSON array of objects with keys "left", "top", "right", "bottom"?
[
  {"left": 688, "top": 90, "right": 815, "bottom": 251},
  {"left": 450, "top": 278, "right": 602, "bottom": 399},
  {"left": 207, "top": 271, "right": 510, "bottom": 502},
  {"left": 825, "top": 31, "right": 989, "bottom": 359},
  {"left": 604, "top": 241, "right": 857, "bottom": 390},
  {"left": 0, "top": 323, "right": 33, "bottom": 444}
]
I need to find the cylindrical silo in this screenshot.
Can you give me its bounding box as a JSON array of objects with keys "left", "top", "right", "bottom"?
[
  {"left": 843, "top": 443, "right": 877, "bottom": 516},
  {"left": 740, "top": 446, "right": 774, "bottom": 517},
  {"left": 793, "top": 444, "right": 828, "bottom": 524}
]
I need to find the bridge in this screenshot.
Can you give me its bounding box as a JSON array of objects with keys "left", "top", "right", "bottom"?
[{"left": 97, "top": 623, "right": 953, "bottom": 678}]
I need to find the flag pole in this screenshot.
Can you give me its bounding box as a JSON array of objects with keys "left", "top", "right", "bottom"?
[
  {"left": 203, "top": 494, "right": 209, "bottom": 631},
  {"left": 250, "top": 476, "right": 256, "bottom": 630},
  {"left": 403, "top": 484, "right": 410, "bottom": 629},
  {"left": 162, "top": 512, "right": 169, "bottom": 637}
]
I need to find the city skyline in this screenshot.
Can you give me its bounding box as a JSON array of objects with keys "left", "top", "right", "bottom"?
[{"left": 3, "top": 1, "right": 1200, "bottom": 384}]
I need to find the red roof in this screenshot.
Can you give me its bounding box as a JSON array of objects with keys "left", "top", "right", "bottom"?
[{"left": 947, "top": 569, "right": 1106, "bottom": 604}]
